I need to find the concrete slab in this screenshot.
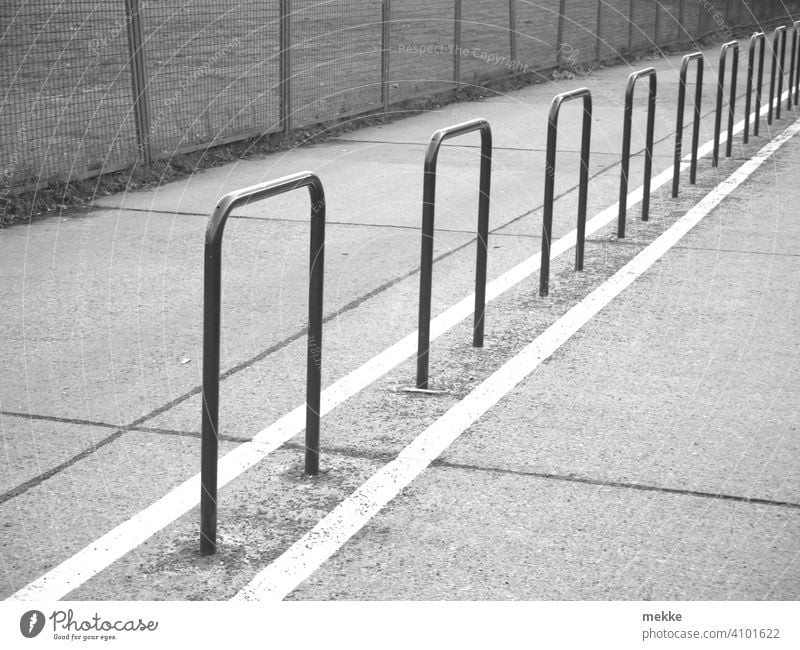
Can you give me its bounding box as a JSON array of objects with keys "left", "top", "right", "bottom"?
[
  {"left": 0, "top": 416, "right": 116, "bottom": 496},
  {"left": 441, "top": 246, "right": 800, "bottom": 503},
  {"left": 287, "top": 465, "right": 800, "bottom": 600},
  {"left": 0, "top": 430, "right": 237, "bottom": 597},
  {"left": 440, "top": 137, "right": 800, "bottom": 504},
  {"left": 0, "top": 210, "right": 476, "bottom": 425},
  {"left": 67, "top": 447, "right": 385, "bottom": 601}
]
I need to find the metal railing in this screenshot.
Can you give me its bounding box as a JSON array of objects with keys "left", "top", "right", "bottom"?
[
  {"left": 713, "top": 41, "right": 740, "bottom": 167},
  {"left": 672, "top": 52, "right": 704, "bottom": 198},
  {"left": 540, "top": 88, "right": 592, "bottom": 297},
  {"left": 200, "top": 171, "right": 326, "bottom": 555},
  {"left": 744, "top": 32, "right": 767, "bottom": 143},
  {"left": 618, "top": 68, "right": 656, "bottom": 239},
  {"left": 415, "top": 119, "right": 492, "bottom": 390}
]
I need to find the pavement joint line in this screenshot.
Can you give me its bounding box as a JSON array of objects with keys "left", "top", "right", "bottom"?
[
  {"left": 333, "top": 84, "right": 767, "bottom": 155},
  {"left": 0, "top": 412, "right": 230, "bottom": 505},
  {"left": 6, "top": 90, "right": 793, "bottom": 602},
  {"left": 333, "top": 138, "right": 653, "bottom": 157},
  {"left": 0, "top": 430, "right": 126, "bottom": 507},
  {"left": 429, "top": 460, "right": 800, "bottom": 510},
  {"left": 279, "top": 443, "right": 800, "bottom": 508},
  {"left": 0, "top": 410, "right": 124, "bottom": 431},
  {"left": 231, "top": 115, "right": 800, "bottom": 602},
  {"left": 131, "top": 425, "right": 246, "bottom": 442}
]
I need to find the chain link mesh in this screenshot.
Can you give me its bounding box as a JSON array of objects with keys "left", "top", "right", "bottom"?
[
  {"left": 460, "top": 0, "right": 512, "bottom": 83},
  {"left": 140, "top": 0, "right": 280, "bottom": 158},
  {"left": 516, "top": 1, "right": 560, "bottom": 76},
  {"left": 0, "top": 1, "right": 792, "bottom": 196},
  {"left": 658, "top": 1, "right": 684, "bottom": 45},
  {"left": 388, "top": 0, "right": 455, "bottom": 103},
  {"left": 290, "top": 0, "right": 382, "bottom": 127},
  {"left": 0, "top": 1, "right": 138, "bottom": 189}
]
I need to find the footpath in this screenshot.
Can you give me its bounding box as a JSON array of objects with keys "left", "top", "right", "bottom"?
[{"left": 0, "top": 36, "right": 797, "bottom": 607}]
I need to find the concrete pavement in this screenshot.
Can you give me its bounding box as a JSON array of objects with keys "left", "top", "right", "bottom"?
[
  {"left": 289, "top": 134, "right": 800, "bottom": 600},
  {"left": 1, "top": 35, "right": 798, "bottom": 601}
]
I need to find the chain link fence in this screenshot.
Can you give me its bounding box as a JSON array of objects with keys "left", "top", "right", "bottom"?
[{"left": 1, "top": 0, "right": 796, "bottom": 201}]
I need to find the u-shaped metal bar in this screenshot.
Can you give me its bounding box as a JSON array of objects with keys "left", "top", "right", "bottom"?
[
  {"left": 540, "top": 88, "right": 592, "bottom": 297},
  {"left": 744, "top": 32, "right": 766, "bottom": 143},
  {"left": 768, "top": 25, "right": 787, "bottom": 124},
  {"left": 672, "top": 52, "right": 703, "bottom": 198},
  {"left": 788, "top": 21, "right": 800, "bottom": 108},
  {"left": 416, "top": 118, "right": 492, "bottom": 389},
  {"left": 200, "top": 171, "right": 326, "bottom": 555},
  {"left": 713, "top": 41, "right": 739, "bottom": 167},
  {"left": 789, "top": 21, "right": 800, "bottom": 107},
  {"left": 618, "top": 67, "right": 656, "bottom": 239}
]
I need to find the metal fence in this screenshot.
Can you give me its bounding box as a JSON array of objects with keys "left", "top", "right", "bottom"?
[{"left": 1, "top": 0, "right": 796, "bottom": 195}]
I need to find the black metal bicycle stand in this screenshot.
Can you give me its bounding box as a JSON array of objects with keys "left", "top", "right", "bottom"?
[{"left": 200, "top": 171, "right": 326, "bottom": 555}]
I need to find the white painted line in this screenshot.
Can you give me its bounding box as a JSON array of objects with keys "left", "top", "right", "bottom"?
[
  {"left": 8, "top": 88, "right": 795, "bottom": 601},
  {"left": 234, "top": 115, "right": 800, "bottom": 602}
]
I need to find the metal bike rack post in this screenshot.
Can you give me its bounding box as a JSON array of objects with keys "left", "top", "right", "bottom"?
[
  {"left": 768, "top": 25, "right": 787, "bottom": 124},
  {"left": 540, "top": 88, "right": 592, "bottom": 297},
  {"left": 200, "top": 171, "right": 326, "bottom": 555},
  {"left": 415, "top": 118, "right": 492, "bottom": 390},
  {"left": 790, "top": 21, "right": 800, "bottom": 107},
  {"left": 788, "top": 21, "right": 800, "bottom": 108},
  {"left": 744, "top": 32, "right": 766, "bottom": 143},
  {"left": 713, "top": 41, "right": 739, "bottom": 167},
  {"left": 672, "top": 52, "right": 703, "bottom": 198},
  {"left": 618, "top": 67, "right": 656, "bottom": 239}
]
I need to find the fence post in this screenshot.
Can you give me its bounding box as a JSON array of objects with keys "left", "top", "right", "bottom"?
[
  {"left": 595, "top": 0, "right": 602, "bottom": 62},
  {"left": 280, "top": 0, "right": 291, "bottom": 139},
  {"left": 509, "top": 0, "right": 517, "bottom": 67},
  {"left": 628, "top": 0, "right": 634, "bottom": 53},
  {"left": 557, "top": 0, "right": 566, "bottom": 66},
  {"left": 123, "top": 0, "right": 151, "bottom": 166},
  {"left": 454, "top": 0, "right": 462, "bottom": 85},
  {"left": 654, "top": 1, "right": 660, "bottom": 50},
  {"left": 696, "top": 0, "right": 702, "bottom": 39},
  {"left": 382, "top": 0, "right": 391, "bottom": 111}
]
